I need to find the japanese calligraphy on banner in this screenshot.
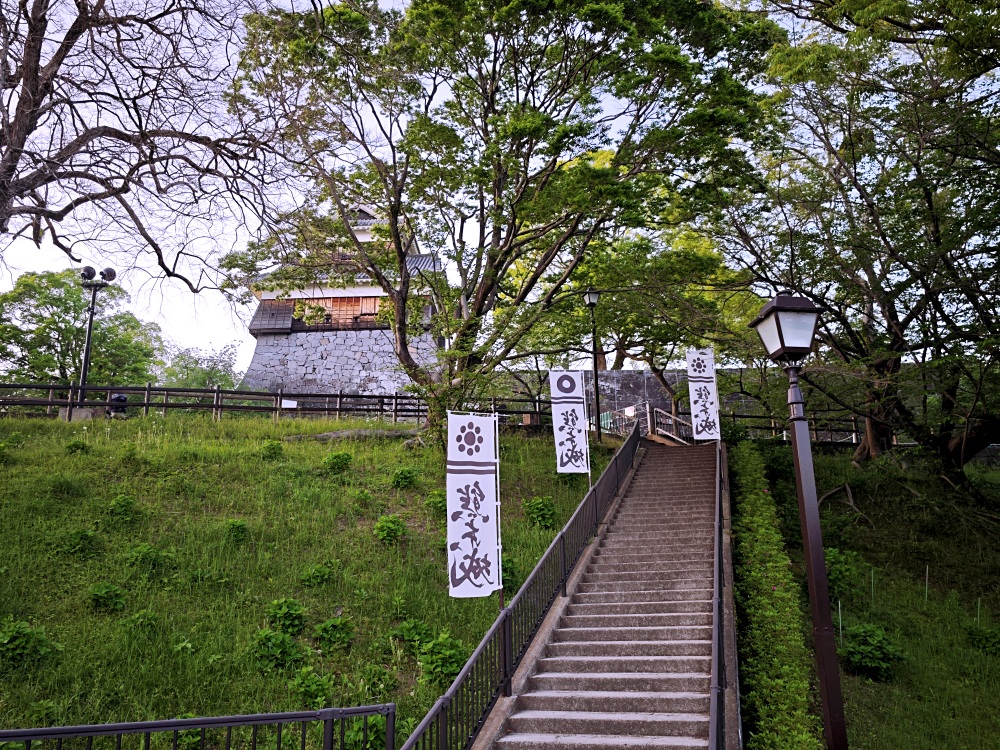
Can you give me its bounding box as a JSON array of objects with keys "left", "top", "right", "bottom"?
[
  {"left": 686, "top": 348, "right": 721, "bottom": 441},
  {"left": 446, "top": 412, "right": 502, "bottom": 598},
  {"left": 549, "top": 370, "right": 590, "bottom": 474}
]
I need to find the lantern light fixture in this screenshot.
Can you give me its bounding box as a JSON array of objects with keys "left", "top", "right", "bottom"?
[{"left": 748, "top": 290, "right": 821, "bottom": 363}]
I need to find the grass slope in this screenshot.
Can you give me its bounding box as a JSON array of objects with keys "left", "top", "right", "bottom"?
[
  {"left": 0, "top": 416, "right": 615, "bottom": 733},
  {"left": 755, "top": 443, "right": 1000, "bottom": 749}
]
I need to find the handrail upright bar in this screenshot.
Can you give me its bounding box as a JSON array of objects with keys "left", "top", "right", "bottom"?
[{"left": 708, "top": 440, "right": 723, "bottom": 749}]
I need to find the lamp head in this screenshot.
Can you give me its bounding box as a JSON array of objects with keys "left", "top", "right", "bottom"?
[
  {"left": 100, "top": 267, "right": 116, "bottom": 282},
  {"left": 582, "top": 288, "right": 601, "bottom": 308},
  {"left": 749, "top": 290, "right": 821, "bottom": 363},
  {"left": 80, "top": 266, "right": 96, "bottom": 281}
]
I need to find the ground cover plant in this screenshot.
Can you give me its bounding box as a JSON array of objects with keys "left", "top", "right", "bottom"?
[
  {"left": 0, "top": 414, "right": 616, "bottom": 736},
  {"left": 752, "top": 441, "right": 1000, "bottom": 749}
]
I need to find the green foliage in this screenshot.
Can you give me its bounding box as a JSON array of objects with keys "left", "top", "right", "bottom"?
[
  {"left": 416, "top": 631, "right": 468, "bottom": 689},
  {"left": 967, "top": 625, "right": 1000, "bottom": 656},
  {"left": 0, "top": 619, "right": 62, "bottom": 669},
  {"left": 105, "top": 494, "right": 139, "bottom": 525},
  {"left": 224, "top": 519, "right": 249, "bottom": 545},
  {"left": 265, "top": 598, "right": 306, "bottom": 635},
  {"left": 424, "top": 489, "right": 447, "bottom": 520},
  {"left": 313, "top": 617, "right": 354, "bottom": 650},
  {"left": 300, "top": 564, "right": 333, "bottom": 587},
  {"left": 522, "top": 496, "right": 556, "bottom": 530},
  {"left": 252, "top": 628, "right": 303, "bottom": 670},
  {"left": 288, "top": 666, "right": 335, "bottom": 709},
  {"left": 89, "top": 583, "right": 126, "bottom": 612},
  {"left": 65, "top": 440, "right": 90, "bottom": 455},
  {"left": 2, "top": 432, "right": 26, "bottom": 447},
  {"left": 839, "top": 624, "right": 904, "bottom": 681},
  {"left": 825, "top": 547, "right": 864, "bottom": 601},
  {"left": 344, "top": 715, "right": 386, "bottom": 750},
  {"left": 373, "top": 514, "right": 406, "bottom": 544},
  {"left": 321, "top": 451, "right": 353, "bottom": 475},
  {"left": 261, "top": 440, "right": 284, "bottom": 461},
  {"left": 162, "top": 344, "right": 242, "bottom": 390},
  {"left": 48, "top": 473, "right": 86, "bottom": 499},
  {"left": 0, "top": 442, "right": 9, "bottom": 465},
  {"left": 58, "top": 528, "right": 101, "bottom": 557},
  {"left": 390, "top": 467, "right": 419, "bottom": 489},
  {"left": 125, "top": 543, "right": 173, "bottom": 575},
  {"left": 390, "top": 619, "right": 434, "bottom": 652},
  {"left": 729, "top": 442, "right": 822, "bottom": 749},
  {"left": 120, "top": 610, "right": 159, "bottom": 633}
]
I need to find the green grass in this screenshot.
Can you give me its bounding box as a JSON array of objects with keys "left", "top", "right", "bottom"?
[
  {"left": 0, "top": 415, "right": 616, "bottom": 732},
  {"left": 755, "top": 443, "right": 1000, "bottom": 749}
]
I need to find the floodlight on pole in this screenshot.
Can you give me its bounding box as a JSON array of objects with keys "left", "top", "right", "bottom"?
[
  {"left": 750, "top": 290, "right": 848, "bottom": 750},
  {"left": 78, "top": 266, "right": 116, "bottom": 409}
]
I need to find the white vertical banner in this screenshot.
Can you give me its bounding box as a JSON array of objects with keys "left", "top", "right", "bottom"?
[
  {"left": 687, "top": 348, "right": 721, "bottom": 440},
  {"left": 446, "top": 412, "right": 502, "bottom": 598},
  {"left": 548, "top": 370, "right": 590, "bottom": 474}
]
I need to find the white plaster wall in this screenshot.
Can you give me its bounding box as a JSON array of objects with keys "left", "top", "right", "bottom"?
[{"left": 241, "top": 329, "right": 437, "bottom": 394}]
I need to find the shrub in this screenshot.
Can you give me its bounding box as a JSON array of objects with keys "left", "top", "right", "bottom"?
[
  {"left": 59, "top": 528, "right": 101, "bottom": 557},
  {"left": 117, "top": 444, "right": 145, "bottom": 470},
  {"left": 261, "top": 440, "right": 284, "bottom": 461},
  {"left": 106, "top": 494, "right": 139, "bottom": 524},
  {"left": 224, "top": 519, "right": 249, "bottom": 545},
  {"left": 390, "top": 467, "right": 419, "bottom": 489},
  {"left": 351, "top": 489, "right": 385, "bottom": 517},
  {"left": 313, "top": 617, "right": 354, "bottom": 650},
  {"left": 120, "top": 610, "right": 159, "bottom": 633},
  {"left": 300, "top": 564, "right": 333, "bottom": 587},
  {"left": 825, "top": 547, "right": 864, "bottom": 601},
  {"left": 374, "top": 514, "right": 406, "bottom": 544},
  {"left": 125, "top": 543, "right": 172, "bottom": 574},
  {"left": 424, "top": 490, "right": 447, "bottom": 520},
  {"left": 839, "top": 624, "right": 904, "bottom": 681},
  {"left": 2, "top": 432, "right": 25, "bottom": 447},
  {"left": 729, "top": 442, "right": 822, "bottom": 749},
  {"left": 89, "top": 583, "right": 126, "bottom": 612},
  {"left": 523, "top": 496, "right": 556, "bottom": 530},
  {"left": 321, "top": 451, "right": 353, "bottom": 476},
  {"left": 252, "top": 628, "right": 303, "bottom": 670},
  {"left": 389, "top": 619, "right": 434, "bottom": 653},
  {"left": 502, "top": 560, "right": 526, "bottom": 596},
  {"left": 0, "top": 443, "right": 10, "bottom": 465},
  {"left": 65, "top": 440, "right": 90, "bottom": 455},
  {"left": 353, "top": 664, "right": 397, "bottom": 703},
  {"left": 417, "top": 631, "right": 468, "bottom": 689},
  {"left": 967, "top": 624, "right": 1000, "bottom": 656},
  {"left": 0, "top": 618, "right": 62, "bottom": 669},
  {"left": 265, "top": 598, "right": 306, "bottom": 635},
  {"left": 288, "top": 666, "right": 335, "bottom": 709},
  {"left": 48, "top": 474, "right": 86, "bottom": 499},
  {"left": 344, "top": 716, "right": 386, "bottom": 750}
]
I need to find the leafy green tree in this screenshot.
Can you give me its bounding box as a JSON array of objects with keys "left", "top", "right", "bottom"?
[
  {"left": 227, "top": 0, "right": 782, "bottom": 415},
  {"left": 714, "top": 25, "right": 1000, "bottom": 473},
  {"left": 162, "top": 345, "right": 243, "bottom": 390},
  {"left": 0, "top": 270, "right": 162, "bottom": 385}
]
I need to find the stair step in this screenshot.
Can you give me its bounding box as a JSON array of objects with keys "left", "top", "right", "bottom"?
[
  {"left": 561, "top": 613, "right": 711, "bottom": 628},
  {"left": 553, "top": 626, "right": 711, "bottom": 642},
  {"left": 528, "top": 671, "right": 711, "bottom": 692},
  {"left": 577, "top": 578, "right": 712, "bottom": 593},
  {"left": 506, "top": 710, "right": 709, "bottom": 738},
  {"left": 566, "top": 601, "right": 712, "bottom": 615},
  {"left": 546, "top": 640, "right": 712, "bottom": 657},
  {"left": 587, "top": 560, "right": 713, "bottom": 574},
  {"left": 572, "top": 589, "right": 713, "bottom": 603},
  {"left": 536, "top": 655, "right": 711, "bottom": 673},
  {"left": 516, "top": 690, "right": 710, "bottom": 714},
  {"left": 494, "top": 731, "right": 708, "bottom": 749},
  {"left": 581, "top": 570, "right": 712, "bottom": 584}
]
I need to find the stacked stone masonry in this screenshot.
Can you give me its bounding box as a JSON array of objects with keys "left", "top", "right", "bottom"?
[{"left": 241, "top": 330, "right": 438, "bottom": 395}]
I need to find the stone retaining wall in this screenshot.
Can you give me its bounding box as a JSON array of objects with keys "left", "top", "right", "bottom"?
[{"left": 241, "top": 329, "right": 437, "bottom": 394}]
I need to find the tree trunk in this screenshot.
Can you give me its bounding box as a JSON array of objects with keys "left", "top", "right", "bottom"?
[{"left": 852, "top": 415, "right": 895, "bottom": 463}]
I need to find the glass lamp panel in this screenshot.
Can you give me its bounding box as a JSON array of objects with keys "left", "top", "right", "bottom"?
[
  {"left": 777, "top": 310, "right": 819, "bottom": 351},
  {"left": 583, "top": 290, "right": 601, "bottom": 307},
  {"left": 753, "top": 314, "right": 782, "bottom": 357}
]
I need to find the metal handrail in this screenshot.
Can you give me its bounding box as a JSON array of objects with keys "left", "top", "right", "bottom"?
[
  {"left": 400, "top": 422, "right": 642, "bottom": 750},
  {"left": 0, "top": 705, "right": 396, "bottom": 750},
  {"left": 708, "top": 441, "right": 725, "bottom": 749}
]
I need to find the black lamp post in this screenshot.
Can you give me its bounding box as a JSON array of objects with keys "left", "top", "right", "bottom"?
[
  {"left": 749, "top": 290, "right": 848, "bottom": 750},
  {"left": 78, "top": 266, "right": 116, "bottom": 408},
  {"left": 583, "top": 288, "right": 602, "bottom": 443}
]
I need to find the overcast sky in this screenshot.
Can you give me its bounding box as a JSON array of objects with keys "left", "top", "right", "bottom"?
[{"left": 1, "top": 237, "right": 260, "bottom": 372}]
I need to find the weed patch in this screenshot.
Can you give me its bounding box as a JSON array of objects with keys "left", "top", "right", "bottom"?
[{"left": 374, "top": 514, "right": 406, "bottom": 544}]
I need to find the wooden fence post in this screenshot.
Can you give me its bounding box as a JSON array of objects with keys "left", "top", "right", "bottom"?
[
  {"left": 214, "top": 384, "right": 222, "bottom": 422},
  {"left": 46, "top": 388, "right": 54, "bottom": 417},
  {"left": 143, "top": 382, "right": 151, "bottom": 417},
  {"left": 162, "top": 391, "right": 169, "bottom": 417},
  {"left": 66, "top": 385, "right": 75, "bottom": 422},
  {"left": 275, "top": 389, "right": 282, "bottom": 423},
  {"left": 336, "top": 391, "right": 342, "bottom": 420},
  {"left": 392, "top": 393, "right": 399, "bottom": 423},
  {"left": 325, "top": 397, "right": 331, "bottom": 420}
]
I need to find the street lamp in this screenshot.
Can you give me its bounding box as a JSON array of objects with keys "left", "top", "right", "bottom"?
[
  {"left": 749, "top": 290, "right": 848, "bottom": 750},
  {"left": 78, "top": 266, "right": 117, "bottom": 408},
  {"left": 583, "top": 288, "right": 602, "bottom": 443}
]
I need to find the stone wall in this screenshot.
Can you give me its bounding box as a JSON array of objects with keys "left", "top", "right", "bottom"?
[{"left": 241, "top": 329, "right": 437, "bottom": 394}]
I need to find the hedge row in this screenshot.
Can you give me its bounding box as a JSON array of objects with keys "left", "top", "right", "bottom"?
[{"left": 729, "top": 441, "right": 823, "bottom": 750}]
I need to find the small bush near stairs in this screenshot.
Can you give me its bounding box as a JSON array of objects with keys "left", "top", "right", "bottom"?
[{"left": 729, "top": 441, "right": 823, "bottom": 750}]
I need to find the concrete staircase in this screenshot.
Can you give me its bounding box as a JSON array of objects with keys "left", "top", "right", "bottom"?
[{"left": 492, "top": 442, "right": 718, "bottom": 750}]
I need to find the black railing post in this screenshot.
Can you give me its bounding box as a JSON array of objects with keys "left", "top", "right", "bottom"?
[
  {"left": 386, "top": 706, "right": 395, "bottom": 750},
  {"left": 322, "top": 716, "right": 334, "bottom": 750},
  {"left": 559, "top": 533, "right": 567, "bottom": 597},
  {"left": 502, "top": 609, "right": 513, "bottom": 697},
  {"left": 436, "top": 699, "right": 449, "bottom": 750}
]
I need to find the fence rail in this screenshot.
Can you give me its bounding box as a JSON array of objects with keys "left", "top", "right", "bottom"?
[
  {"left": 0, "top": 706, "right": 396, "bottom": 750},
  {"left": 400, "top": 422, "right": 642, "bottom": 750}
]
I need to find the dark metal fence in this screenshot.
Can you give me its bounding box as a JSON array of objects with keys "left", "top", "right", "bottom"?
[
  {"left": 708, "top": 442, "right": 726, "bottom": 749},
  {"left": 0, "top": 706, "right": 396, "bottom": 750},
  {"left": 400, "top": 423, "right": 642, "bottom": 750}
]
